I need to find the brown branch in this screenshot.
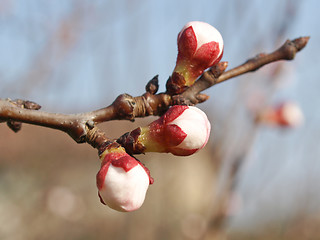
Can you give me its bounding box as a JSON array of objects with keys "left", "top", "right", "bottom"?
[
  {"left": 0, "top": 36, "right": 309, "bottom": 151},
  {"left": 186, "top": 36, "right": 310, "bottom": 98},
  {"left": 0, "top": 99, "right": 93, "bottom": 142}
]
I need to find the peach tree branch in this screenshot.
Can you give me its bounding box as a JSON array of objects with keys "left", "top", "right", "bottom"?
[
  {"left": 179, "top": 36, "right": 310, "bottom": 104},
  {"left": 0, "top": 36, "right": 309, "bottom": 151}
]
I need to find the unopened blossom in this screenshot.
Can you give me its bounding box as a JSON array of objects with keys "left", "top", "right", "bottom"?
[
  {"left": 256, "top": 102, "right": 304, "bottom": 127},
  {"left": 138, "top": 105, "right": 211, "bottom": 156},
  {"left": 167, "top": 21, "right": 224, "bottom": 94},
  {"left": 96, "top": 146, "right": 153, "bottom": 212}
]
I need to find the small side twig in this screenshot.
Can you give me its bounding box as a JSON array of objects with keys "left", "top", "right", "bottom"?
[{"left": 214, "top": 36, "right": 309, "bottom": 85}]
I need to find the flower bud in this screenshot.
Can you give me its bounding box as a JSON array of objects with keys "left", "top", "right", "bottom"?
[
  {"left": 139, "top": 105, "right": 211, "bottom": 156},
  {"left": 167, "top": 21, "right": 224, "bottom": 94},
  {"left": 256, "top": 102, "right": 304, "bottom": 128},
  {"left": 96, "top": 146, "right": 153, "bottom": 212}
]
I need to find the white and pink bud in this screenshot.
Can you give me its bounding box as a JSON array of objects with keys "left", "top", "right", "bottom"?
[
  {"left": 139, "top": 105, "right": 211, "bottom": 156},
  {"left": 177, "top": 21, "right": 224, "bottom": 68},
  {"left": 167, "top": 21, "right": 224, "bottom": 94},
  {"left": 96, "top": 147, "right": 153, "bottom": 212},
  {"left": 256, "top": 102, "right": 304, "bottom": 128}
]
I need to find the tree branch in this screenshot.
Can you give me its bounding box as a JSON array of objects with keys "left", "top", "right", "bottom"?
[
  {"left": 181, "top": 36, "right": 310, "bottom": 102},
  {"left": 0, "top": 36, "right": 309, "bottom": 151}
]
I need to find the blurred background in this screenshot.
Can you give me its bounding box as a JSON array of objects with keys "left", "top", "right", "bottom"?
[{"left": 0, "top": 0, "right": 318, "bottom": 239}]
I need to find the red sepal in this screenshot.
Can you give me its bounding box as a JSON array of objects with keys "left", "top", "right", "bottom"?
[
  {"left": 193, "top": 41, "right": 220, "bottom": 67},
  {"left": 98, "top": 192, "right": 106, "bottom": 205},
  {"left": 162, "top": 105, "right": 188, "bottom": 124},
  {"left": 111, "top": 155, "right": 139, "bottom": 172},
  {"left": 177, "top": 26, "right": 197, "bottom": 59},
  {"left": 96, "top": 160, "right": 111, "bottom": 190},
  {"left": 169, "top": 147, "right": 198, "bottom": 156},
  {"left": 164, "top": 124, "right": 187, "bottom": 147}
]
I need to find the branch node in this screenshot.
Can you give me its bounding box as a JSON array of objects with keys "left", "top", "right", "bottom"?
[
  {"left": 86, "top": 120, "right": 95, "bottom": 129},
  {"left": 112, "top": 94, "right": 136, "bottom": 121},
  {"left": 117, "top": 127, "right": 146, "bottom": 155},
  {"left": 23, "top": 101, "right": 41, "bottom": 110},
  {"left": 209, "top": 61, "right": 229, "bottom": 79},
  {"left": 5, "top": 99, "right": 41, "bottom": 133},
  {"left": 292, "top": 36, "right": 310, "bottom": 51},
  {"left": 281, "top": 40, "right": 298, "bottom": 60},
  {"left": 196, "top": 94, "right": 210, "bottom": 103},
  {"left": 145, "top": 75, "right": 159, "bottom": 94},
  {"left": 166, "top": 73, "right": 187, "bottom": 95},
  {"left": 172, "top": 94, "right": 196, "bottom": 106},
  {"left": 85, "top": 126, "right": 112, "bottom": 151},
  {"left": 7, "top": 121, "right": 22, "bottom": 133},
  {"left": 280, "top": 37, "right": 310, "bottom": 60}
]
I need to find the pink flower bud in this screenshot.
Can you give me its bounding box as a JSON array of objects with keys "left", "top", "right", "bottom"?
[
  {"left": 275, "top": 102, "right": 304, "bottom": 127},
  {"left": 96, "top": 147, "right": 153, "bottom": 212},
  {"left": 169, "top": 21, "right": 224, "bottom": 91},
  {"left": 140, "top": 105, "right": 211, "bottom": 156},
  {"left": 256, "top": 102, "right": 304, "bottom": 128}
]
